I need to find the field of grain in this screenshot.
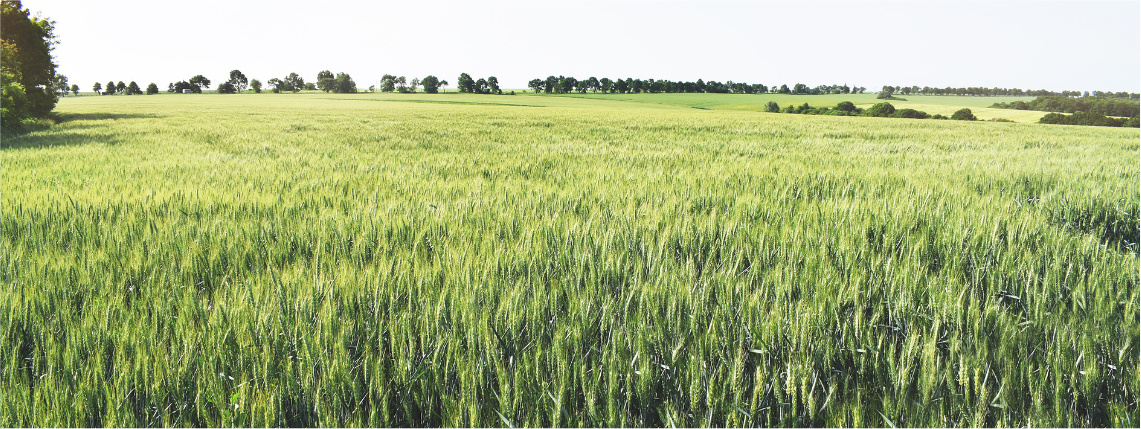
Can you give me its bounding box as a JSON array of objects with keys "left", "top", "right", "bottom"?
[
  {"left": 544, "top": 93, "right": 1044, "bottom": 122},
  {"left": 1, "top": 93, "right": 1137, "bottom": 426}
]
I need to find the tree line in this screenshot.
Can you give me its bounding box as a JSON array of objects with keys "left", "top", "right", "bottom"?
[
  {"left": 877, "top": 85, "right": 1139, "bottom": 99},
  {"left": 1038, "top": 111, "right": 1139, "bottom": 128},
  {"left": 764, "top": 100, "right": 980, "bottom": 122},
  {"left": 991, "top": 96, "right": 1140, "bottom": 118},
  {"left": 525, "top": 76, "right": 867, "bottom": 95}
]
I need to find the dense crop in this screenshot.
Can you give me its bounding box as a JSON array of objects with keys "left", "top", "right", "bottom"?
[{"left": 1, "top": 93, "right": 1137, "bottom": 426}]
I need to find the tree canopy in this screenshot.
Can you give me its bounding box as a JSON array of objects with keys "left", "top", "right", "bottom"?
[{"left": 1, "top": 0, "right": 58, "bottom": 129}]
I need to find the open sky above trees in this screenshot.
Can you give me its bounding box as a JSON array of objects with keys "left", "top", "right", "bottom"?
[{"left": 34, "top": 0, "right": 1141, "bottom": 93}]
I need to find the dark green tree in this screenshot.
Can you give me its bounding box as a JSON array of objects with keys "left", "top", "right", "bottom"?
[
  {"left": 126, "top": 81, "right": 141, "bottom": 95},
  {"left": 92, "top": 82, "right": 101, "bottom": 94},
  {"left": 250, "top": 79, "right": 261, "bottom": 93},
  {"left": 189, "top": 75, "right": 211, "bottom": 90},
  {"left": 380, "top": 75, "right": 396, "bottom": 92},
  {"left": 421, "top": 75, "right": 440, "bottom": 93},
  {"left": 217, "top": 81, "right": 237, "bottom": 94},
  {"left": 457, "top": 73, "right": 475, "bottom": 93},
  {"left": 865, "top": 102, "right": 896, "bottom": 117},
  {"left": 70, "top": 83, "right": 78, "bottom": 95},
  {"left": 487, "top": 76, "right": 500, "bottom": 94},
  {"left": 835, "top": 101, "right": 857, "bottom": 113},
  {"left": 1, "top": 0, "right": 58, "bottom": 122},
  {"left": 229, "top": 69, "right": 248, "bottom": 92},
  {"left": 285, "top": 73, "right": 303, "bottom": 92},
  {"left": 528, "top": 79, "right": 543, "bottom": 93},
  {"left": 334, "top": 72, "right": 356, "bottom": 93},
  {"left": 950, "top": 108, "right": 977, "bottom": 121},
  {"left": 146, "top": 82, "right": 158, "bottom": 95},
  {"left": 115, "top": 81, "right": 126, "bottom": 94},
  {"left": 765, "top": 101, "right": 780, "bottom": 113},
  {"left": 316, "top": 70, "right": 335, "bottom": 92}
]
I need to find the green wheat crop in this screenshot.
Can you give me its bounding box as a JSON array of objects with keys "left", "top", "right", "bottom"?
[{"left": 1, "top": 93, "right": 1137, "bottom": 426}]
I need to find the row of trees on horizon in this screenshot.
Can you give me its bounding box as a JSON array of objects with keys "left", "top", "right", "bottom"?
[{"left": 56, "top": 71, "right": 1141, "bottom": 100}]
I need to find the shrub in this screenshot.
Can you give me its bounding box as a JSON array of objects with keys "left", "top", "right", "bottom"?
[
  {"left": 865, "top": 102, "right": 896, "bottom": 117},
  {"left": 765, "top": 101, "right": 780, "bottom": 113},
  {"left": 835, "top": 101, "right": 857, "bottom": 113},
  {"left": 892, "top": 108, "right": 930, "bottom": 119},
  {"left": 217, "top": 82, "right": 237, "bottom": 94},
  {"left": 951, "top": 108, "right": 977, "bottom": 121}
]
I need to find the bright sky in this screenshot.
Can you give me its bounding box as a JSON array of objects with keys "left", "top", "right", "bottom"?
[{"left": 32, "top": 0, "right": 1141, "bottom": 93}]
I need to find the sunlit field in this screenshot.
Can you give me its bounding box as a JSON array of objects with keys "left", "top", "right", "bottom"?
[
  {"left": 2, "top": 93, "right": 1137, "bottom": 426},
  {"left": 541, "top": 92, "right": 1045, "bottom": 122}
]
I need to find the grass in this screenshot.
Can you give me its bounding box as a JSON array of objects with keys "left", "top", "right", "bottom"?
[
  {"left": 539, "top": 92, "right": 1044, "bottom": 122},
  {"left": 1, "top": 93, "right": 1138, "bottom": 426}
]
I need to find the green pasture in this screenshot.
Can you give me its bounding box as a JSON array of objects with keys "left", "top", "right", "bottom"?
[{"left": 1, "top": 93, "right": 1137, "bottom": 427}]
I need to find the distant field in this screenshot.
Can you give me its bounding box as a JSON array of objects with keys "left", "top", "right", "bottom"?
[
  {"left": 539, "top": 92, "right": 1044, "bottom": 122},
  {"left": 2, "top": 93, "right": 1137, "bottom": 427}
]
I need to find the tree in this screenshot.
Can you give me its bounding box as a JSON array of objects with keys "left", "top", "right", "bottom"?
[
  {"left": 126, "top": 81, "right": 141, "bottom": 95},
  {"left": 951, "top": 108, "right": 977, "bottom": 121},
  {"left": 2, "top": 0, "right": 59, "bottom": 124},
  {"left": 173, "top": 81, "right": 194, "bottom": 93},
  {"left": 409, "top": 77, "right": 420, "bottom": 93},
  {"left": 316, "top": 70, "right": 335, "bottom": 92},
  {"left": 439, "top": 80, "right": 448, "bottom": 93},
  {"left": 528, "top": 79, "right": 543, "bottom": 93},
  {"left": 421, "top": 75, "right": 440, "bottom": 93},
  {"left": 93, "top": 82, "right": 102, "bottom": 94},
  {"left": 544, "top": 76, "right": 557, "bottom": 93},
  {"left": 285, "top": 73, "right": 303, "bottom": 92},
  {"left": 115, "top": 81, "right": 126, "bottom": 94},
  {"left": 865, "top": 102, "right": 896, "bottom": 117},
  {"left": 380, "top": 74, "right": 396, "bottom": 92},
  {"left": 267, "top": 78, "right": 284, "bottom": 93},
  {"left": 70, "top": 83, "right": 78, "bottom": 95},
  {"left": 189, "top": 75, "right": 211, "bottom": 90},
  {"left": 334, "top": 72, "right": 356, "bottom": 93},
  {"left": 835, "top": 101, "right": 857, "bottom": 113},
  {"left": 765, "top": 101, "right": 780, "bottom": 113},
  {"left": 457, "top": 73, "right": 474, "bottom": 93},
  {"left": 106, "top": 81, "right": 115, "bottom": 95},
  {"left": 779, "top": 84, "right": 791, "bottom": 94},
  {"left": 396, "top": 76, "right": 407, "bottom": 92},
  {"left": 146, "top": 82, "right": 158, "bottom": 95},
  {"left": 475, "top": 78, "right": 488, "bottom": 94},
  {"left": 250, "top": 79, "right": 261, "bottom": 93},
  {"left": 487, "top": 76, "right": 500, "bottom": 94},
  {"left": 229, "top": 69, "right": 248, "bottom": 92},
  {"left": 217, "top": 81, "right": 236, "bottom": 94},
  {"left": 877, "top": 85, "right": 895, "bottom": 100},
  {"left": 53, "top": 74, "right": 68, "bottom": 96}
]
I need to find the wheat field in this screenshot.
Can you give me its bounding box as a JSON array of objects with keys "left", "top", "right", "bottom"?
[{"left": 1, "top": 93, "right": 1137, "bottom": 426}]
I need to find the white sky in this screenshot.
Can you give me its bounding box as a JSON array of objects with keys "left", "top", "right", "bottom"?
[{"left": 31, "top": 0, "right": 1141, "bottom": 92}]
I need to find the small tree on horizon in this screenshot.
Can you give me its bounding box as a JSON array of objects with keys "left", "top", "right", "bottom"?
[
  {"left": 229, "top": 70, "right": 248, "bottom": 92},
  {"left": 146, "top": 82, "right": 158, "bottom": 95}
]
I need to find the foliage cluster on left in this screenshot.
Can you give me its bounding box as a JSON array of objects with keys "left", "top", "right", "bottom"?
[{"left": 1, "top": 0, "right": 57, "bottom": 132}]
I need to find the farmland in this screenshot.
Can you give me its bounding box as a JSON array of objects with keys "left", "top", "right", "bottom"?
[{"left": 1, "top": 93, "right": 1138, "bottom": 426}]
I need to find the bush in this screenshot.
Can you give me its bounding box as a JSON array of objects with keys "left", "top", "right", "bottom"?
[
  {"left": 865, "top": 102, "right": 896, "bottom": 117},
  {"left": 835, "top": 101, "right": 857, "bottom": 113},
  {"left": 765, "top": 101, "right": 780, "bottom": 113},
  {"left": 1039, "top": 111, "right": 1126, "bottom": 127},
  {"left": 217, "top": 82, "right": 237, "bottom": 94},
  {"left": 931, "top": 114, "right": 948, "bottom": 120},
  {"left": 892, "top": 108, "right": 930, "bottom": 119},
  {"left": 951, "top": 108, "right": 977, "bottom": 121}
]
